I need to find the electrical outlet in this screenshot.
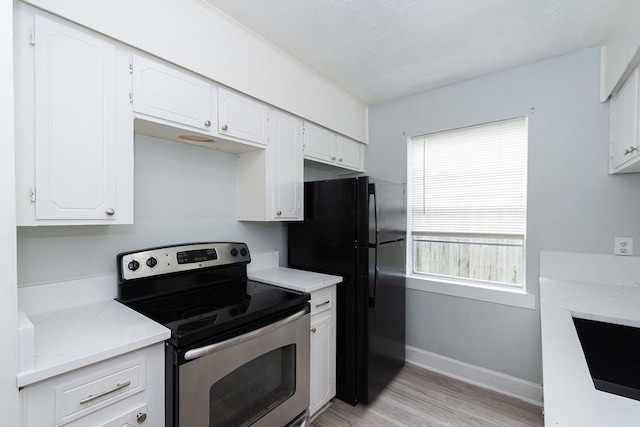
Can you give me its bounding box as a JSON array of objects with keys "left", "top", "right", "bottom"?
[{"left": 614, "top": 237, "right": 633, "bottom": 256}]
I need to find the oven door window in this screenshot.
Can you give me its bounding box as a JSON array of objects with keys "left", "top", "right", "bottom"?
[{"left": 209, "top": 344, "right": 296, "bottom": 427}]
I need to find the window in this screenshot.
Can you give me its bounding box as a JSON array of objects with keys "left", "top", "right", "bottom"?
[{"left": 409, "top": 117, "right": 527, "bottom": 289}]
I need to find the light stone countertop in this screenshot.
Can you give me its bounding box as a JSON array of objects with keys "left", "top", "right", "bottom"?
[
  {"left": 540, "top": 251, "right": 640, "bottom": 426},
  {"left": 247, "top": 250, "right": 342, "bottom": 293},
  {"left": 17, "top": 252, "right": 339, "bottom": 387},
  {"left": 249, "top": 267, "right": 342, "bottom": 293},
  {"left": 17, "top": 275, "right": 170, "bottom": 388}
]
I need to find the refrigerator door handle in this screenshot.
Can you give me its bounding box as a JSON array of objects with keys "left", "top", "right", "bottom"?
[
  {"left": 368, "top": 183, "right": 378, "bottom": 244},
  {"left": 368, "top": 184, "right": 378, "bottom": 308},
  {"left": 368, "top": 247, "right": 378, "bottom": 308}
]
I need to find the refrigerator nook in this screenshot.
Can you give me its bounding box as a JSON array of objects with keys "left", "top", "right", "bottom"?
[{"left": 288, "top": 176, "right": 406, "bottom": 405}]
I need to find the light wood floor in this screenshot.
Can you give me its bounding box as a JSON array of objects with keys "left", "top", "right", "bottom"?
[{"left": 311, "top": 363, "right": 543, "bottom": 427}]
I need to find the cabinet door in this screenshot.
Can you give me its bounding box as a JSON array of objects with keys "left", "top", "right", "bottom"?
[
  {"left": 336, "top": 135, "right": 364, "bottom": 171},
  {"left": 34, "top": 15, "right": 130, "bottom": 222},
  {"left": 303, "top": 122, "right": 336, "bottom": 163},
  {"left": 310, "top": 314, "right": 334, "bottom": 416},
  {"left": 270, "top": 110, "right": 303, "bottom": 220},
  {"left": 218, "top": 87, "right": 268, "bottom": 145},
  {"left": 610, "top": 68, "right": 639, "bottom": 171},
  {"left": 132, "top": 54, "right": 213, "bottom": 131}
]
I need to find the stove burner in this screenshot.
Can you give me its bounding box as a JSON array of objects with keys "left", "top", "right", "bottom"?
[
  {"left": 183, "top": 307, "right": 220, "bottom": 320},
  {"left": 177, "top": 315, "right": 219, "bottom": 333},
  {"left": 155, "top": 296, "right": 199, "bottom": 312}
]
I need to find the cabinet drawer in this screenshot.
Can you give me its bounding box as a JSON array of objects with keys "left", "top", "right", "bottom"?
[
  {"left": 55, "top": 358, "right": 145, "bottom": 425},
  {"left": 96, "top": 403, "right": 147, "bottom": 427},
  {"left": 310, "top": 293, "right": 332, "bottom": 315}
]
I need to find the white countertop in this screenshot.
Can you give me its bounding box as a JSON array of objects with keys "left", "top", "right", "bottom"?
[
  {"left": 16, "top": 253, "right": 340, "bottom": 388},
  {"left": 17, "top": 276, "right": 170, "bottom": 388},
  {"left": 249, "top": 267, "right": 342, "bottom": 293},
  {"left": 540, "top": 251, "right": 640, "bottom": 426},
  {"left": 247, "top": 250, "right": 342, "bottom": 293}
]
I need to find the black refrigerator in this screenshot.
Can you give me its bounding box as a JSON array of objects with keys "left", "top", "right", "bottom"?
[{"left": 288, "top": 176, "right": 406, "bottom": 405}]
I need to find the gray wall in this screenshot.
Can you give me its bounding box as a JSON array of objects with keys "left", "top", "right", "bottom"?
[
  {"left": 17, "top": 134, "right": 285, "bottom": 286},
  {"left": 367, "top": 47, "right": 640, "bottom": 383}
]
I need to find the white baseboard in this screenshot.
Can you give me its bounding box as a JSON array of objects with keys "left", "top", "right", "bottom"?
[{"left": 406, "top": 345, "right": 543, "bottom": 407}]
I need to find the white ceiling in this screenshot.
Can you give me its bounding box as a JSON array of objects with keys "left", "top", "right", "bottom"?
[{"left": 202, "top": 0, "right": 621, "bottom": 105}]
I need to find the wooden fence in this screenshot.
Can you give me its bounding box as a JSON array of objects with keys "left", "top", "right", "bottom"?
[{"left": 413, "top": 237, "right": 523, "bottom": 286}]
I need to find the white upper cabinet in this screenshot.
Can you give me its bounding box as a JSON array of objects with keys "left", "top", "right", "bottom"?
[
  {"left": 303, "top": 122, "right": 336, "bottom": 163},
  {"left": 269, "top": 110, "right": 304, "bottom": 220},
  {"left": 237, "top": 109, "right": 303, "bottom": 221},
  {"left": 303, "top": 121, "right": 364, "bottom": 172},
  {"left": 336, "top": 135, "right": 365, "bottom": 171},
  {"left": 218, "top": 87, "right": 269, "bottom": 146},
  {"left": 15, "top": 11, "right": 134, "bottom": 225},
  {"left": 609, "top": 68, "right": 640, "bottom": 173},
  {"left": 132, "top": 54, "right": 214, "bottom": 132}
]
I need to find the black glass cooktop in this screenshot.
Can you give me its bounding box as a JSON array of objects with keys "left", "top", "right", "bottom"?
[{"left": 124, "top": 279, "right": 308, "bottom": 347}]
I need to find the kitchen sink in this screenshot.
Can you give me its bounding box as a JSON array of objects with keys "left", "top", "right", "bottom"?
[{"left": 572, "top": 316, "right": 640, "bottom": 401}]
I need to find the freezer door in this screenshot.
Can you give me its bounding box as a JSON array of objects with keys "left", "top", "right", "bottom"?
[{"left": 364, "top": 177, "right": 406, "bottom": 310}]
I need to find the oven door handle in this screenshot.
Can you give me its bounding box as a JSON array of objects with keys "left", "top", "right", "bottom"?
[{"left": 183, "top": 308, "right": 307, "bottom": 361}]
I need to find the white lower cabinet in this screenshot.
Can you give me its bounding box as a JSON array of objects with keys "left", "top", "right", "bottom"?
[
  {"left": 19, "top": 344, "right": 164, "bottom": 427},
  {"left": 309, "top": 285, "right": 336, "bottom": 417}
]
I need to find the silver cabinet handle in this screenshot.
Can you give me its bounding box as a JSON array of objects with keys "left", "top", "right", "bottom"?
[
  {"left": 315, "top": 301, "right": 330, "bottom": 308},
  {"left": 204, "top": 120, "right": 211, "bottom": 127},
  {"left": 624, "top": 146, "right": 637, "bottom": 155},
  {"left": 106, "top": 208, "right": 115, "bottom": 216},
  {"left": 79, "top": 381, "right": 131, "bottom": 404},
  {"left": 311, "top": 327, "right": 317, "bottom": 333},
  {"left": 221, "top": 124, "right": 229, "bottom": 131},
  {"left": 184, "top": 309, "right": 307, "bottom": 361},
  {"left": 276, "top": 210, "right": 282, "bottom": 216},
  {"left": 331, "top": 156, "right": 336, "bottom": 160},
  {"left": 338, "top": 158, "right": 343, "bottom": 162}
]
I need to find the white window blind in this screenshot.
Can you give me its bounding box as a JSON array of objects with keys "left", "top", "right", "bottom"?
[{"left": 410, "top": 117, "right": 527, "bottom": 236}]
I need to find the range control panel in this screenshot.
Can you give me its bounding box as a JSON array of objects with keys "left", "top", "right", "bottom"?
[{"left": 118, "top": 242, "right": 250, "bottom": 281}]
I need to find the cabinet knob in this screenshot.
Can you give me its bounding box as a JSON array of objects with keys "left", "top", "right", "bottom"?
[
  {"left": 106, "top": 208, "right": 115, "bottom": 216},
  {"left": 276, "top": 210, "right": 282, "bottom": 216},
  {"left": 311, "top": 327, "right": 317, "bottom": 333},
  {"left": 331, "top": 156, "right": 336, "bottom": 160},
  {"left": 221, "top": 124, "right": 229, "bottom": 131},
  {"left": 338, "top": 158, "right": 343, "bottom": 162},
  {"left": 624, "top": 146, "right": 638, "bottom": 155},
  {"left": 204, "top": 120, "right": 211, "bottom": 127},
  {"left": 136, "top": 412, "right": 147, "bottom": 423}
]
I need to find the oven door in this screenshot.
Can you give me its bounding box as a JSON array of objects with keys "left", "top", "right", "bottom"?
[{"left": 178, "top": 308, "right": 310, "bottom": 427}]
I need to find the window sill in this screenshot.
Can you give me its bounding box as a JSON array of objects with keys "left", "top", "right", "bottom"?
[{"left": 406, "top": 275, "right": 537, "bottom": 310}]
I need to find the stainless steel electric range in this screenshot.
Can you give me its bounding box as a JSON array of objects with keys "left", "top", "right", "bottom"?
[{"left": 116, "top": 242, "right": 310, "bottom": 427}]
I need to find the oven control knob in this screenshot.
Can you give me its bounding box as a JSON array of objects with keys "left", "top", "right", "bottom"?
[
  {"left": 127, "top": 260, "right": 140, "bottom": 271},
  {"left": 230, "top": 248, "right": 238, "bottom": 257},
  {"left": 240, "top": 247, "right": 248, "bottom": 256},
  {"left": 146, "top": 257, "right": 158, "bottom": 268}
]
